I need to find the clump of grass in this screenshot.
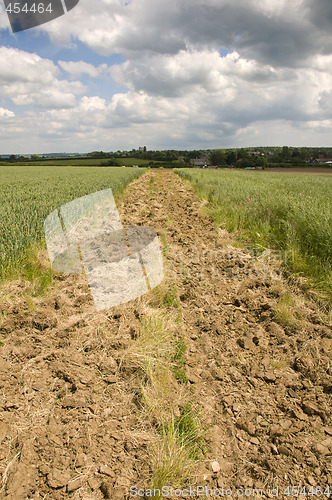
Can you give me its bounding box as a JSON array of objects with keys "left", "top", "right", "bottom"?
[
  {"left": 124, "top": 313, "right": 179, "bottom": 418},
  {"left": 273, "top": 293, "right": 303, "bottom": 329},
  {"left": 126, "top": 314, "right": 174, "bottom": 370},
  {"left": 150, "top": 427, "right": 196, "bottom": 493},
  {"left": 171, "top": 336, "right": 188, "bottom": 384},
  {"left": 168, "top": 402, "right": 205, "bottom": 460},
  {"left": 158, "top": 232, "right": 169, "bottom": 257},
  {"left": 124, "top": 309, "right": 205, "bottom": 492},
  {"left": 151, "top": 404, "right": 205, "bottom": 491},
  {"left": 165, "top": 218, "right": 175, "bottom": 227},
  {"left": 140, "top": 363, "right": 178, "bottom": 424},
  {"left": 148, "top": 176, "right": 157, "bottom": 197},
  {"left": 162, "top": 283, "right": 180, "bottom": 309},
  {"left": 150, "top": 282, "right": 180, "bottom": 309},
  {"left": 1, "top": 245, "right": 54, "bottom": 298},
  {"left": 20, "top": 246, "right": 53, "bottom": 297}
]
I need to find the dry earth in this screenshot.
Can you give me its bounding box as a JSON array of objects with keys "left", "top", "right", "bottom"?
[{"left": 0, "top": 170, "right": 331, "bottom": 499}]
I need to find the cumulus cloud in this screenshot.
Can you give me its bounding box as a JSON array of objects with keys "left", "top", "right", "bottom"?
[
  {"left": 0, "top": 107, "right": 15, "bottom": 118},
  {"left": 0, "top": 47, "right": 58, "bottom": 83},
  {"left": 36, "top": 0, "right": 332, "bottom": 67},
  {"left": 111, "top": 49, "right": 230, "bottom": 97},
  {"left": 0, "top": 0, "right": 332, "bottom": 151},
  {"left": 109, "top": 47, "right": 332, "bottom": 123},
  {"left": 0, "top": 48, "right": 85, "bottom": 109},
  {"left": 58, "top": 61, "right": 108, "bottom": 78}
]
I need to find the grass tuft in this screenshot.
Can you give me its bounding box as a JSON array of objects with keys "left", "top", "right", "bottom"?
[
  {"left": 123, "top": 308, "right": 205, "bottom": 492},
  {"left": 171, "top": 336, "right": 188, "bottom": 384},
  {"left": 162, "top": 283, "right": 180, "bottom": 309},
  {"left": 273, "top": 293, "right": 303, "bottom": 329},
  {"left": 20, "top": 247, "right": 53, "bottom": 297}
]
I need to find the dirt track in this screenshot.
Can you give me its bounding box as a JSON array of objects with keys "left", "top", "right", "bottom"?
[{"left": 0, "top": 171, "right": 331, "bottom": 499}]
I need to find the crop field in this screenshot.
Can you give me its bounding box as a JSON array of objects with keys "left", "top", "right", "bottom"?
[
  {"left": 1, "top": 170, "right": 332, "bottom": 497},
  {"left": 0, "top": 158, "right": 154, "bottom": 167},
  {"left": 0, "top": 165, "right": 145, "bottom": 279},
  {"left": 176, "top": 168, "right": 332, "bottom": 299},
  {"left": 30, "top": 158, "right": 150, "bottom": 167}
]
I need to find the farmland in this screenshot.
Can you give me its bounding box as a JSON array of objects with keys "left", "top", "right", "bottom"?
[
  {"left": 0, "top": 158, "right": 158, "bottom": 167},
  {"left": 176, "top": 168, "right": 332, "bottom": 300},
  {"left": 1, "top": 170, "right": 331, "bottom": 497},
  {"left": 0, "top": 170, "right": 331, "bottom": 497},
  {"left": 0, "top": 165, "right": 145, "bottom": 279},
  {"left": 29, "top": 157, "right": 150, "bottom": 167}
]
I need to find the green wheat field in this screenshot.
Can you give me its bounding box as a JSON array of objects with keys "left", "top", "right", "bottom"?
[
  {"left": 1, "top": 165, "right": 331, "bottom": 302},
  {"left": 176, "top": 169, "right": 332, "bottom": 300},
  {"left": 0, "top": 165, "right": 144, "bottom": 280}
]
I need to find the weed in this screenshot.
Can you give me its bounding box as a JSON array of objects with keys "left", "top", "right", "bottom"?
[
  {"left": 171, "top": 336, "right": 188, "bottom": 384},
  {"left": 151, "top": 282, "right": 180, "bottom": 309},
  {"left": 158, "top": 232, "right": 169, "bottom": 257},
  {"left": 151, "top": 403, "right": 205, "bottom": 491},
  {"left": 273, "top": 293, "right": 301, "bottom": 328},
  {"left": 162, "top": 284, "right": 180, "bottom": 309},
  {"left": 149, "top": 426, "right": 196, "bottom": 492},
  {"left": 270, "top": 359, "right": 287, "bottom": 369},
  {"left": 166, "top": 218, "right": 175, "bottom": 227},
  {"left": 21, "top": 247, "right": 53, "bottom": 297},
  {"left": 124, "top": 306, "right": 205, "bottom": 492}
]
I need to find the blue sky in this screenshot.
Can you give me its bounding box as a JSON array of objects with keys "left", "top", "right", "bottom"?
[
  {"left": 0, "top": 0, "right": 332, "bottom": 153},
  {"left": 1, "top": 28, "right": 126, "bottom": 114}
]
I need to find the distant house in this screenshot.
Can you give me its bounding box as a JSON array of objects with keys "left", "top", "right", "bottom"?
[
  {"left": 191, "top": 159, "right": 208, "bottom": 168},
  {"left": 315, "top": 155, "right": 332, "bottom": 164},
  {"left": 191, "top": 153, "right": 211, "bottom": 168}
]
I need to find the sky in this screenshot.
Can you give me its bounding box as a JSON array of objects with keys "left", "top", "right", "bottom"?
[{"left": 0, "top": 0, "right": 332, "bottom": 153}]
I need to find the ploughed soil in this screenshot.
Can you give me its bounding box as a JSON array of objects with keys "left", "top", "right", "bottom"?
[{"left": 0, "top": 171, "right": 331, "bottom": 499}]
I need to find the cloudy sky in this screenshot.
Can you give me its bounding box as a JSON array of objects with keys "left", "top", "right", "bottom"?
[{"left": 0, "top": 0, "right": 332, "bottom": 153}]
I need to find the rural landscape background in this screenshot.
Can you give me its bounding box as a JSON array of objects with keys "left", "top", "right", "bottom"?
[
  {"left": 1, "top": 0, "right": 332, "bottom": 498},
  {"left": 0, "top": 158, "right": 331, "bottom": 498}
]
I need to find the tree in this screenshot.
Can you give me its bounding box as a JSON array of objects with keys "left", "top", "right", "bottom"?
[
  {"left": 99, "top": 159, "right": 119, "bottom": 166},
  {"left": 210, "top": 150, "right": 226, "bottom": 166},
  {"left": 226, "top": 151, "right": 236, "bottom": 165},
  {"left": 280, "top": 146, "right": 290, "bottom": 161}
]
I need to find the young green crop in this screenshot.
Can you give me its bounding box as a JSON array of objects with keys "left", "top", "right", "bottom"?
[
  {"left": 175, "top": 168, "right": 332, "bottom": 301},
  {"left": 0, "top": 165, "right": 145, "bottom": 280}
]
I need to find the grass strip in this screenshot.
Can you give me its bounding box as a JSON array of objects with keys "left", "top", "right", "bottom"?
[{"left": 122, "top": 288, "right": 205, "bottom": 493}]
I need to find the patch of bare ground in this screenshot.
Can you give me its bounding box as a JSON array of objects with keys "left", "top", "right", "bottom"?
[{"left": 0, "top": 170, "right": 331, "bottom": 499}]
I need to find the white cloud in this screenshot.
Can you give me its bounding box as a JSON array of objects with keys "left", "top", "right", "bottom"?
[
  {"left": 0, "top": 48, "right": 85, "bottom": 109},
  {"left": 111, "top": 49, "right": 230, "bottom": 97},
  {"left": 58, "top": 61, "right": 108, "bottom": 78},
  {"left": 0, "top": 107, "right": 15, "bottom": 118},
  {"left": 0, "top": 47, "right": 58, "bottom": 83},
  {"left": 0, "top": 0, "right": 332, "bottom": 150}
]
